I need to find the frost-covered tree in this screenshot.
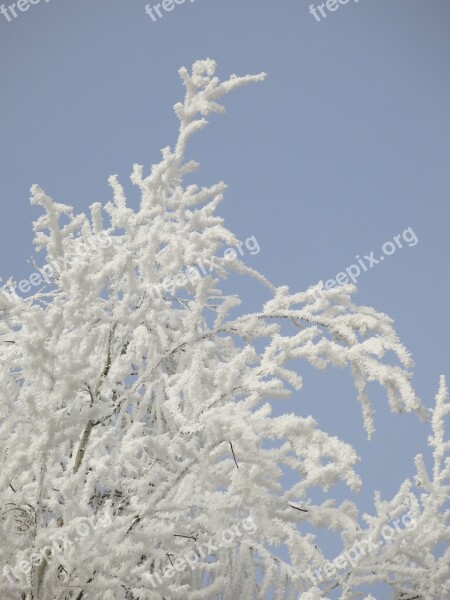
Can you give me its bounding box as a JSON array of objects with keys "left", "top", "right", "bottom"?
[{"left": 0, "top": 59, "right": 448, "bottom": 600}]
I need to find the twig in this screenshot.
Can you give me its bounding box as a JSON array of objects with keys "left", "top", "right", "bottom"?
[
  {"left": 126, "top": 515, "right": 140, "bottom": 534},
  {"left": 289, "top": 504, "right": 308, "bottom": 513},
  {"left": 230, "top": 442, "right": 239, "bottom": 469},
  {"left": 166, "top": 554, "right": 174, "bottom": 567},
  {"left": 173, "top": 533, "right": 198, "bottom": 541}
]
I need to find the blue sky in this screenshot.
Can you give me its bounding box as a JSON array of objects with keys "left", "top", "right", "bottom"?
[{"left": 1, "top": 0, "right": 450, "bottom": 593}]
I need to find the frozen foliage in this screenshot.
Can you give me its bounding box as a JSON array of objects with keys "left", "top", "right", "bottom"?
[
  {"left": 0, "top": 59, "right": 448, "bottom": 600},
  {"left": 301, "top": 378, "right": 450, "bottom": 600}
]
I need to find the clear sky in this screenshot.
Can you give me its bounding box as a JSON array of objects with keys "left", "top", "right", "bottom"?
[{"left": 1, "top": 0, "right": 450, "bottom": 595}]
